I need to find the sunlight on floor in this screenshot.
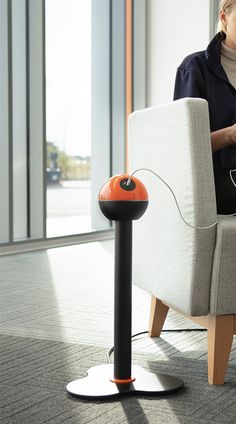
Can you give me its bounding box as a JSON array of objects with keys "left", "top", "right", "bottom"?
[{"left": 45, "top": 241, "right": 151, "bottom": 346}]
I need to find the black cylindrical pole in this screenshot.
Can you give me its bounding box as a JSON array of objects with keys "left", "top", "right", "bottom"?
[
  {"left": 114, "top": 220, "right": 132, "bottom": 380},
  {"left": 66, "top": 175, "right": 184, "bottom": 398}
]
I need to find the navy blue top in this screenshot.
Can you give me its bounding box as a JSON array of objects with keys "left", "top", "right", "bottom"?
[{"left": 174, "top": 32, "right": 236, "bottom": 212}]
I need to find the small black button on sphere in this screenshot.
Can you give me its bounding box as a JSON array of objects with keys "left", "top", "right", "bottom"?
[{"left": 119, "top": 178, "right": 136, "bottom": 191}]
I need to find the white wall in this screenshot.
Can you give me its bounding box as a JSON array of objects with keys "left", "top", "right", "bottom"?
[{"left": 147, "top": 0, "right": 212, "bottom": 106}]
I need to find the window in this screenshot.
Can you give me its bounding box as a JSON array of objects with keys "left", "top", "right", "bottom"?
[
  {"left": 45, "top": 0, "right": 93, "bottom": 237},
  {"left": 0, "top": 0, "right": 127, "bottom": 251}
]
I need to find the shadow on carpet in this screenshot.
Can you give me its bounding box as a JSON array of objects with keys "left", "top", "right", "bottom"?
[{"left": 1, "top": 334, "right": 236, "bottom": 424}]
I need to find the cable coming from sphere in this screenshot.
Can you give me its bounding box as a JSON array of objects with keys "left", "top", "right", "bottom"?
[
  {"left": 126, "top": 168, "right": 236, "bottom": 230},
  {"left": 230, "top": 169, "right": 236, "bottom": 189}
]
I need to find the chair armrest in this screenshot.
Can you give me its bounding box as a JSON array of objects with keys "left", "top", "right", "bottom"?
[
  {"left": 211, "top": 216, "right": 236, "bottom": 315},
  {"left": 129, "top": 98, "right": 217, "bottom": 316}
]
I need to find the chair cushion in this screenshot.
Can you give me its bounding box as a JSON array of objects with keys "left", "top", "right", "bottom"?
[{"left": 210, "top": 215, "right": 236, "bottom": 315}]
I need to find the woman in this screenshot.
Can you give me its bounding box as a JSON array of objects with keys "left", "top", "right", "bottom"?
[{"left": 174, "top": 0, "right": 236, "bottom": 214}]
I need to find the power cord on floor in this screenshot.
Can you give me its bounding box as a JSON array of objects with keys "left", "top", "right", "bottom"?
[{"left": 106, "top": 328, "right": 207, "bottom": 363}]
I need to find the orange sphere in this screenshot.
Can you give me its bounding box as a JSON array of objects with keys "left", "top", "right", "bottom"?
[
  {"left": 98, "top": 174, "right": 148, "bottom": 221},
  {"left": 98, "top": 174, "right": 148, "bottom": 202}
]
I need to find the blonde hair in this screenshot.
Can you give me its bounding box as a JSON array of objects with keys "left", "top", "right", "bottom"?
[{"left": 217, "top": 0, "right": 236, "bottom": 33}]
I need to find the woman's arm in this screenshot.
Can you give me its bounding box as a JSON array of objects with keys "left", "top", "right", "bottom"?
[
  {"left": 211, "top": 124, "right": 236, "bottom": 153},
  {"left": 174, "top": 66, "right": 236, "bottom": 154},
  {"left": 173, "top": 67, "right": 205, "bottom": 100}
]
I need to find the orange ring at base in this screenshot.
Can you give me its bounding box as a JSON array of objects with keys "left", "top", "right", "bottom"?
[{"left": 110, "top": 377, "right": 136, "bottom": 384}]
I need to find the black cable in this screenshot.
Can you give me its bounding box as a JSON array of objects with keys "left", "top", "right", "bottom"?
[{"left": 106, "top": 328, "right": 207, "bottom": 363}]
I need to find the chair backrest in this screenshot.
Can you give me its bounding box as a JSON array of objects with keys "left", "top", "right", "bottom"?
[{"left": 129, "top": 98, "right": 217, "bottom": 316}]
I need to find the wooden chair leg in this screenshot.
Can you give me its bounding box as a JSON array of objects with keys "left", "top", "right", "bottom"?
[
  {"left": 148, "top": 296, "right": 169, "bottom": 337},
  {"left": 208, "top": 315, "right": 234, "bottom": 385}
]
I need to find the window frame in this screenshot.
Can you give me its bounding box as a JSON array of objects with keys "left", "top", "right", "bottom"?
[{"left": 0, "top": 0, "right": 12, "bottom": 243}]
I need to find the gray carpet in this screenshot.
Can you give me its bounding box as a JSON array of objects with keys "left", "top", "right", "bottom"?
[{"left": 1, "top": 335, "right": 236, "bottom": 424}]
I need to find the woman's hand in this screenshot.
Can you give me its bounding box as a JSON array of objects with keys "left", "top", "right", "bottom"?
[
  {"left": 228, "top": 123, "right": 236, "bottom": 144},
  {"left": 211, "top": 124, "right": 236, "bottom": 152}
]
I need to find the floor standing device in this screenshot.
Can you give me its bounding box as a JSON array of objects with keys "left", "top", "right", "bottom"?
[{"left": 66, "top": 174, "right": 184, "bottom": 399}]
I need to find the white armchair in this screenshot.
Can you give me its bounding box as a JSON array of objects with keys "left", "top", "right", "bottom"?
[{"left": 129, "top": 98, "right": 236, "bottom": 385}]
